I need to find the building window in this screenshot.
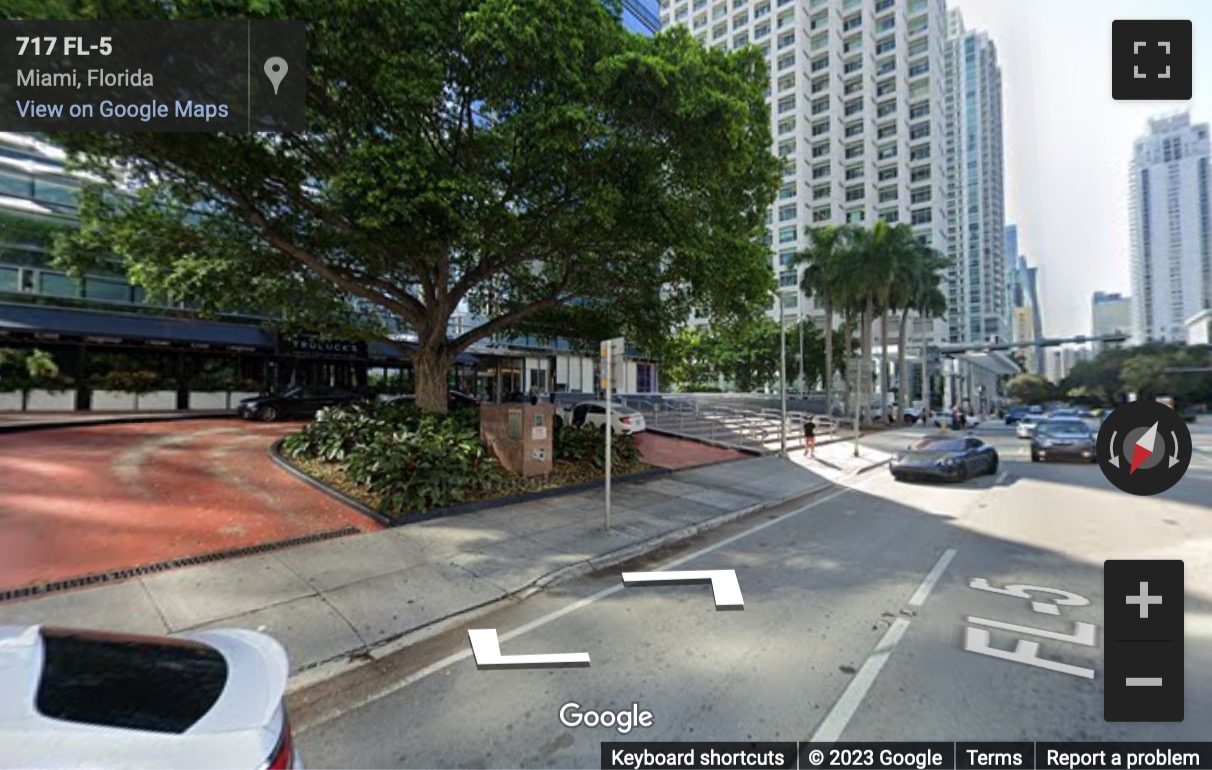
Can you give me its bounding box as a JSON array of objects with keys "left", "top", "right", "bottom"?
[
  {"left": 813, "top": 207, "right": 832, "bottom": 222},
  {"left": 811, "top": 56, "right": 829, "bottom": 72},
  {"left": 844, "top": 78, "right": 862, "bottom": 95},
  {"left": 880, "top": 209, "right": 899, "bottom": 223},
  {"left": 846, "top": 209, "right": 866, "bottom": 223},
  {"left": 778, "top": 31, "right": 795, "bottom": 49},
  {"left": 778, "top": 95, "right": 796, "bottom": 113},
  {"left": 779, "top": 204, "right": 797, "bottom": 221},
  {"left": 778, "top": 117, "right": 795, "bottom": 134},
  {"left": 844, "top": 122, "right": 863, "bottom": 138},
  {"left": 877, "top": 57, "right": 895, "bottom": 75},
  {"left": 908, "top": 60, "right": 929, "bottom": 78},
  {"left": 756, "top": 22, "right": 770, "bottom": 37},
  {"left": 780, "top": 271, "right": 798, "bottom": 288},
  {"left": 778, "top": 140, "right": 796, "bottom": 157},
  {"left": 909, "top": 144, "right": 930, "bottom": 161},
  {"left": 877, "top": 123, "right": 896, "bottom": 139},
  {"left": 813, "top": 184, "right": 830, "bottom": 199},
  {"left": 911, "top": 208, "right": 932, "bottom": 225},
  {"left": 812, "top": 142, "right": 830, "bottom": 158},
  {"left": 909, "top": 123, "right": 930, "bottom": 140},
  {"left": 812, "top": 164, "right": 831, "bottom": 179},
  {"left": 876, "top": 79, "right": 896, "bottom": 97},
  {"left": 879, "top": 187, "right": 897, "bottom": 202},
  {"left": 842, "top": 14, "right": 861, "bottom": 32},
  {"left": 778, "top": 73, "right": 795, "bottom": 91},
  {"left": 780, "top": 249, "right": 797, "bottom": 267},
  {"left": 878, "top": 166, "right": 898, "bottom": 181},
  {"left": 812, "top": 120, "right": 829, "bottom": 136},
  {"left": 778, "top": 226, "right": 797, "bottom": 243},
  {"left": 843, "top": 57, "right": 862, "bottom": 74},
  {"left": 812, "top": 97, "right": 829, "bottom": 115},
  {"left": 909, "top": 102, "right": 929, "bottom": 119},
  {"left": 910, "top": 167, "right": 931, "bottom": 182},
  {"left": 844, "top": 144, "right": 864, "bottom": 159},
  {"left": 778, "top": 52, "right": 795, "bottom": 70},
  {"left": 844, "top": 99, "right": 863, "bottom": 116},
  {"left": 779, "top": 183, "right": 796, "bottom": 199},
  {"left": 845, "top": 165, "right": 864, "bottom": 181},
  {"left": 877, "top": 145, "right": 897, "bottom": 160},
  {"left": 875, "top": 37, "right": 895, "bottom": 55},
  {"left": 876, "top": 101, "right": 896, "bottom": 118},
  {"left": 845, "top": 186, "right": 864, "bottom": 202},
  {"left": 811, "top": 76, "right": 829, "bottom": 94},
  {"left": 910, "top": 188, "right": 931, "bottom": 204}
]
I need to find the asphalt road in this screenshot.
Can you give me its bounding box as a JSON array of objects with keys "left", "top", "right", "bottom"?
[{"left": 295, "top": 421, "right": 1212, "bottom": 768}]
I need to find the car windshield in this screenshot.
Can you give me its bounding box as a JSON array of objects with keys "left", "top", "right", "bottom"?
[
  {"left": 1039, "top": 420, "right": 1090, "bottom": 435},
  {"left": 910, "top": 438, "right": 966, "bottom": 452},
  {"left": 280, "top": 385, "right": 304, "bottom": 398}
]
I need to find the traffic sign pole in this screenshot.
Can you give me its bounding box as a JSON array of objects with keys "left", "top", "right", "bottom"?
[{"left": 605, "top": 344, "right": 612, "bottom": 531}]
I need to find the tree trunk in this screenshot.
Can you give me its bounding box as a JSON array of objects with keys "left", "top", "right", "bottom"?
[
  {"left": 841, "top": 311, "right": 852, "bottom": 415},
  {"left": 822, "top": 297, "right": 833, "bottom": 416},
  {"left": 880, "top": 304, "right": 890, "bottom": 424},
  {"left": 897, "top": 306, "right": 910, "bottom": 417},
  {"left": 413, "top": 346, "right": 455, "bottom": 413},
  {"left": 863, "top": 293, "right": 874, "bottom": 425}
]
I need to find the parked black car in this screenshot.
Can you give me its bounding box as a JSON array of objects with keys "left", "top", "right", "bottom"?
[
  {"left": 890, "top": 435, "right": 999, "bottom": 483},
  {"left": 236, "top": 385, "right": 368, "bottom": 421},
  {"left": 385, "top": 389, "right": 482, "bottom": 410}
]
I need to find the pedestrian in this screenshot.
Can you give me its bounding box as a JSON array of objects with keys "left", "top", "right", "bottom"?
[{"left": 803, "top": 416, "right": 816, "bottom": 457}]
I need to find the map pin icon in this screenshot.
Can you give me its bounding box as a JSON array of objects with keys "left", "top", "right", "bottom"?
[{"left": 264, "top": 57, "right": 288, "bottom": 95}]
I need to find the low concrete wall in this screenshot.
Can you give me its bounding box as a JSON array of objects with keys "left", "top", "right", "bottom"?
[
  {"left": 91, "top": 390, "right": 138, "bottom": 411},
  {"left": 136, "top": 391, "right": 177, "bottom": 411},
  {"left": 189, "top": 392, "right": 229, "bottom": 410},
  {"left": 0, "top": 392, "right": 22, "bottom": 411},
  {"left": 25, "top": 390, "right": 75, "bottom": 411}
]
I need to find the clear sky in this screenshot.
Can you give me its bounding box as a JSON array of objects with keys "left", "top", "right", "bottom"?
[{"left": 948, "top": 0, "right": 1212, "bottom": 338}]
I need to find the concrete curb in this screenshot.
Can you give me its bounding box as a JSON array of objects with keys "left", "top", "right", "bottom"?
[
  {"left": 0, "top": 412, "right": 236, "bottom": 434},
  {"left": 285, "top": 471, "right": 852, "bottom": 694}
]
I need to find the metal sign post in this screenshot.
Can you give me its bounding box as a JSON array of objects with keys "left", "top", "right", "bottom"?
[{"left": 600, "top": 337, "right": 624, "bottom": 531}]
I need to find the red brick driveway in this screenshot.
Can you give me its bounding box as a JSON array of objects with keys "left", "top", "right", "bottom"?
[{"left": 0, "top": 420, "right": 378, "bottom": 592}]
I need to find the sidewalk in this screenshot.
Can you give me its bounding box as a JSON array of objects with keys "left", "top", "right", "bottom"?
[{"left": 0, "top": 437, "right": 890, "bottom": 682}]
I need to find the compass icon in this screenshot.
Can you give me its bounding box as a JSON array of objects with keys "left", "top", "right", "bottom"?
[{"left": 1097, "top": 399, "right": 1193, "bottom": 496}]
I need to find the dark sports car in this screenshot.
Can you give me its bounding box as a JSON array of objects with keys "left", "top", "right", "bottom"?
[{"left": 890, "top": 434, "right": 999, "bottom": 482}]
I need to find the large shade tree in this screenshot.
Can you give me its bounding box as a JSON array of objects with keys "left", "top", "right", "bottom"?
[{"left": 44, "top": 0, "right": 782, "bottom": 411}]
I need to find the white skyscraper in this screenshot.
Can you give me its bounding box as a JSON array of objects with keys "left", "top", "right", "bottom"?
[
  {"left": 944, "top": 9, "right": 1006, "bottom": 344},
  {"left": 660, "top": 0, "right": 950, "bottom": 346},
  {"left": 1128, "top": 112, "right": 1212, "bottom": 344}
]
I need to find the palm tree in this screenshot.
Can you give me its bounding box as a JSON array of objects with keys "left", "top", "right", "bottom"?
[
  {"left": 895, "top": 243, "right": 949, "bottom": 417},
  {"left": 872, "top": 223, "right": 921, "bottom": 423},
  {"left": 796, "top": 225, "right": 855, "bottom": 415}
]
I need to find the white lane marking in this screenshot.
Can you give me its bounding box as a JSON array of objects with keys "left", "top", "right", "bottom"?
[
  {"left": 810, "top": 617, "right": 911, "bottom": 743},
  {"left": 908, "top": 548, "right": 957, "bottom": 607},
  {"left": 995, "top": 471, "right": 1008, "bottom": 484},
  {"left": 809, "top": 548, "right": 956, "bottom": 743},
  {"left": 297, "top": 483, "right": 861, "bottom": 731}
]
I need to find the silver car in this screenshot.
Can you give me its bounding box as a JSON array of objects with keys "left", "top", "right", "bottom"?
[
  {"left": 1016, "top": 414, "right": 1047, "bottom": 439},
  {"left": 0, "top": 625, "right": 300, "bottom": 769}
]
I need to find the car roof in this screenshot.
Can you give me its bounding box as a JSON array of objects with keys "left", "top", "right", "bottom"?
[
  {"left": 573, "top": 400, "right": 638, "bottom": 412},
  {"left": 0, "top": 625, "right": 288, "bottom": 768}
]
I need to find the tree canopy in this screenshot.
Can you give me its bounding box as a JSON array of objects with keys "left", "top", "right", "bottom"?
[{"left": 44, "top": 0, "right": 783, "bottom": 410}]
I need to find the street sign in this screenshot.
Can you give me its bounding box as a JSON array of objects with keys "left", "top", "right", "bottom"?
[{"left": 600, "top": 337, "right": 624, "bottom": 358}]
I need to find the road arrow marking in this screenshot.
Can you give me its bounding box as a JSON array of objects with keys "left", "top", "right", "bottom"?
[
  {"left": 467, "top": 629, "right": 590, "bottom": 669},
  {"left": 622, "top": 569, "right": 744, "bottom": 609}
]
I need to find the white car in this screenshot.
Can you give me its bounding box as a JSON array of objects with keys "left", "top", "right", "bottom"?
[
  {"left": 0, "top": 625, "right": 300, "bottom": 769},
  {"left": 1016, "top": 415, "right": 1048, "bottom": 439},
  {"left": 557, "top": 401, "right": 647, "bottom": 434}
]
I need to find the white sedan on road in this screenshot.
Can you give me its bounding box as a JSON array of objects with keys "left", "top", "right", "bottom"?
[
  {"left": 556, "top": 401, "right": 647, "bottom": 434},
  {"left": 0, "top": 624, "right": 300, "bottom": 769},
  {"left": 1016, "top": 414, "right": 1048, "bottom": 439}
]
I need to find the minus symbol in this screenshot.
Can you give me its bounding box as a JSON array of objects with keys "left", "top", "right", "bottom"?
[{"left": 1126, "top": 677, "right": 1164, "bottom": 686}]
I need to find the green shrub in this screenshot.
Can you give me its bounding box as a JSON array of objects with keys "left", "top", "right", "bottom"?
[
  {"left": 554, "top": 425, "right": 642, "bottom": 469},
  {"left": 282, "top": 401, "right": 426, "bottom": 462},
  {"left": 342, "top": 416, "right": 499, "bottom": 513}
]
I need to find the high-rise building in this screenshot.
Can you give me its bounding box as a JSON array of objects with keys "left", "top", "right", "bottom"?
[
  {"left": 1045, "top": 345, "right": 1088, "bottom": 384},
  {"left": 1005, "top": 224, "right": 1044, "bottom": 374},
  {"left": 659, "top": 0, "right": 951, "bottom": 349},
  {"left": 1128, "top": 111, "right": 1212, "bottom": 344},
  {"left": 622, "top": 0, "right": 661, "bottom": 34},
  {"left": 944, "top": 9, "right": 1006, "bottom": 344},
  {"left": 1004, "top": 223, "right": 1018, "bottom": 334},
  {"left": 1091, "top": 290, "right": 1131, "bottom": 352}
]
